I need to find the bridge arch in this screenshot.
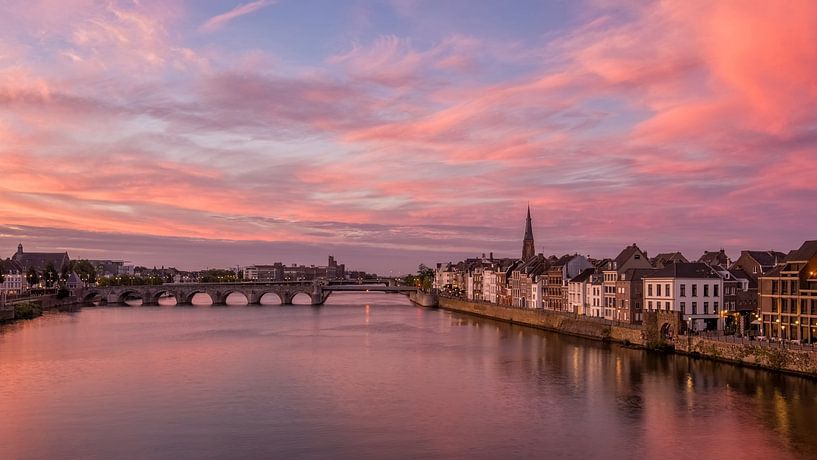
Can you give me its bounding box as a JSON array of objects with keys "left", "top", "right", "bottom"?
[
  {"left": 83, "top": 291, "right": 104, "bottom": 303},
  {"left": 118, "top": 290, "right": 144, "bottom": 305},
  {"left": 152, "top": 290, "right": 178, "bottom": 305},
  {"left": 257, "top": 291, "right": 284, "bottom": 305},
  {"left": 220, "top": 290, "right": 249, "bottom": 305},
  {"left": 185, "top": 291, "right": 214, "bottom": 305},
  {"left": 291, "top": 292, "right": 314, "bottom": 305}
]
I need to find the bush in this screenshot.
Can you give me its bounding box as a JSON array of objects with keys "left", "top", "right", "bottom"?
[{"left": 14, "top": 302, "right": 43, "bottom": 320}]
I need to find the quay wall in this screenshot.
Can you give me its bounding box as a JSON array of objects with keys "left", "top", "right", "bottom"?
[
  {"left": 409, "top": 291, "right": 438, "bottom": 308},
  {"left": 676, "top": 336, "right": 817, "bottom": 376},
  {"left": 436, "top": 296, "right": 817, "bottom": 377},
  {"left": 437, "top": 297, "right": 643, "bottom": 344}
]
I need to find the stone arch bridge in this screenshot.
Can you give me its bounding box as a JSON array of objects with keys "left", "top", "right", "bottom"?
[{"left": 78, "top": 281, "right": 417, "bottom": 306}]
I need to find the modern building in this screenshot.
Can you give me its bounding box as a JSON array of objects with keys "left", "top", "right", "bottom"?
[
  {"left": 643, "top": 262, "right": 724, "bottom": 333},
  {"left": 244, "top": 256, "right": 346, "bottom": 282},
  {"left": 758, "top": 240, "right": 817, "bottom": 343}
]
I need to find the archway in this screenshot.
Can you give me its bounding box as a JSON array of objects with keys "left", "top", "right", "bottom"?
[
  {"left": 258, "top": 292, "right": 283, "bottom": 305},
  {"left": 118, "top": 290, "right": 143, "bottom": 306},
  {"left": 153, "top": 291, "right": 178, "bottom": 306},
  {"left": 660, "top": 323, "right": 673, "bottom": 340},
  {"left": 187, "top": 292, "right": 214, "bottom": 306},
  {"left": 224, "top": 291, "right": 249, "bottom": 305},
  {"left": 83, "top": 291, "right": 103, "bottom": 304},
  {"left": 291, "top": 292, "right": 313, "bottom": 305}
]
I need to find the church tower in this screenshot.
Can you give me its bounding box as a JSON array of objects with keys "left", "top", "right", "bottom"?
[{"left": 522, "top": 205, "right": 535, "bottom": 261}]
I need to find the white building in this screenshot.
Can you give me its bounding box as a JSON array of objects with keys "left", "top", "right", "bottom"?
[
  {"left": 643, "top": 262, "right": 724, "bottom": 332},
  {"left": 568, "top": 268, "right": 595, "bottom": 314},
  {"left": 587, "top": 274, "right": 604, "bottom": 318},
  {"left": 0, "top": 259, "right": 25, "bottom": 295}
]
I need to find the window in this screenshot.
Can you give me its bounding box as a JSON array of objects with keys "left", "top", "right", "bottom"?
[
  {"left": 665, "top": 284, "right": 671, "bottom": 297},
  {"left": 657, "top": 284, "right": 662, "bottom": 297},
  {"left": 704, "top": 285, "right": 709, "bottom": 297},
  {"left": 714, "top": 301, "right": 719, "bottom": 312},
  {"left": 680, "top": 284, "right": 686, "bottom": 297},
  {"left": 704, "top": 302, "right": 709, "bottom": 314},
  {"left": 648, "top": 301, "right": 653, "bottom": 311},
  {"left": 714, "top": 284, "right": 719, "bottom": 297},
  {"left": 771, "top": 298, "right": 778, "bottom": 313},
  {"left": 692, "top": 302, "right": 697, "bottom": 314},
  {"left": 648, "top": 284, "right": 653, "bottom": 297},
  {"left": 665, "top": 302, "right": 670, "bottom": 311},
  {"left": 772, "top": 280, "right": 778, "bottom": 294},
  {"left": 692, "top": 284, "right": 698, "bottom": 297},
  {"left": 680, "top": 301, "right": 686, "bottom": 313}
]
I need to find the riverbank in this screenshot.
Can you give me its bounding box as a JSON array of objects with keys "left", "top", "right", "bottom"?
[{"left": 429, "top": 296, "right": 817, "bottom": 378}]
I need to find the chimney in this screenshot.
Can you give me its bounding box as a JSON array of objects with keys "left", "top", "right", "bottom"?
[{"left": 490, "top": 252, "right": 494, "bottom": 261}]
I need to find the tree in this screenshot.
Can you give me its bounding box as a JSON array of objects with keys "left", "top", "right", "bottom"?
[
  {"left": 43, "top": 263, "right": 58, "bottom": 288},
  {"left": 417, "top": 264, "right": 435, "bottom": 291},
  {"left": 0, "top": 269, "right": 5, "bottom": 285},
  {"left": 26, "top": 267, "right": 40, "bottom": 288},
  {"left": 69, "top": 260, "right": 97, "bottom": 286}
]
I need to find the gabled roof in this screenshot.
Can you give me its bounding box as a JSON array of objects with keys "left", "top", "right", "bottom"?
[
  {"left": 569, "top": 267, "right": 595, "bottom": 283},
  {"left": 743, "top": 250, "right": 787, "bottom": 268},
  {"left": 643, "top": 262, "right": 720, "bottom": 279},
  {"left": 785, "top": 240, "right": 817, "bottom": 262},
  {"left": 698, "top": 249, "right": 729, "bottom": 267},
  {"left": 11, "top": 251, "right": 70, "bottom": 272},
  {"left": 613, "top": 244, "right": 647, "bottom": 269},
  {"left": 0, "top": 259, "right": 24, "bottom": 274},
  {"left": 652, "top": 252, "right": 688, "bottom": 267}
]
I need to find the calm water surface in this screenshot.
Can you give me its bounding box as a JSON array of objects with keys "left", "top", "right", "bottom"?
[{"left": 2, "top": 293, "right": 817, "bottom": 459}]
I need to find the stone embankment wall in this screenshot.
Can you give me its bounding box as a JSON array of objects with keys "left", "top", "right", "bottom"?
[
  {"left": 0, "top": 307, "right": 14, "bottom": 321},
  {"left": 438, "top": 297, "right": 643, "bottom": 344},
  {"left": 676, "top": 337, "right": 817, "bottom": 376},
  {"left": 409, "top": 291, "right": 438, "bottom": 307}
]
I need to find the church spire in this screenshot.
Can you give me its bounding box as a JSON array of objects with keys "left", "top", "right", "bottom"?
[{"left": 522, "top": 205, "right": 535, "bottom": 261}]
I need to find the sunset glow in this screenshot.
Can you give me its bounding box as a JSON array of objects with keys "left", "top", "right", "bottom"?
[{"left": 1, "top": 0, "right": 816, "bottom": 271}]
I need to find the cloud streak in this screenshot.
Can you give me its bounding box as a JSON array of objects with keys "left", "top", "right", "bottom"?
[{"left": 199, "top": 0, "right": 275, "bottom": 33}]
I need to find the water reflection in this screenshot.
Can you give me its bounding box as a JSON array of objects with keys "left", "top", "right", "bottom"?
[{"left": 0, "top": 293, "right": 815, "bottom": 459}]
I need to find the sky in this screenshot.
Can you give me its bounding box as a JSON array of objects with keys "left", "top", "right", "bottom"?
[{"left": 1, "top": 0, "right": 816, "bottom": 274}]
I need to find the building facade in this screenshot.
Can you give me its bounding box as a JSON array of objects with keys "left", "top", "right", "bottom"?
[
  {"left": 758, "top": 241, "right": 817, "bottom": 343},
  {"left": 643, "top": 262, "right": 724, "bottom": 333}
]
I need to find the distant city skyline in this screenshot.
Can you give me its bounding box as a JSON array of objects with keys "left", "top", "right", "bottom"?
[{"left": 1, "top": 1, "right": 816, "bottom": 273}]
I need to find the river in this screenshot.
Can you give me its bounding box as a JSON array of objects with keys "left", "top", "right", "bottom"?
[{"left": 1, "top": 293, "right": 816, "bottom": 459}]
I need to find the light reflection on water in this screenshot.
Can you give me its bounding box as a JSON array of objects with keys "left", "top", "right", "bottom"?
[{"left": 1, "top": 292, "right": 816, "bottom": 459}]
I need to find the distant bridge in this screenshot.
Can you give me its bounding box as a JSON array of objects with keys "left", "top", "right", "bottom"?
[{"left": 78, "top": 280, "right": 418, "bottom": 306}]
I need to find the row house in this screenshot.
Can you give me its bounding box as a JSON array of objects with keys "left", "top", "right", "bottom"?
[
  {"left": 511, "top": 255, "right": 547, "bottom": 308},
  {"left": 587, "top": 274, "right": 604, "bottom": 318},
  {"left": 568, "top": 268, "right": 595, "bottom": 314},
  {"left": 758, "top": 241, "right": 817, "bottom": 343},
  {"left": 643, "top": 262, "right": 724, "bottom": 333},
  {"left": 614, "top": 268, "right": 655, "bottom": 324},
  {"left": 604, "top": 244, "right": 652, "bottom": 321},
  {"left": 543, "top": 254, "right": 593, "bottom": 311},
  {"left": 0, "top": 259, "right": 25, "bottom": 295},
  {"left": 435, "top": 263, "right": 465, "bottom": 292}
]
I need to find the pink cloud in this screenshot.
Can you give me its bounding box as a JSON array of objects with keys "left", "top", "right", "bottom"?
[{"left": 199, "top": 0, "right": 275, "bottom": 33}]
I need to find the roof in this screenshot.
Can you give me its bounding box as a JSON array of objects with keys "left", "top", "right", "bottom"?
[
  {"left": 613, "top": 244, "right": 646, "bottom": 269},
  {"left": 11, "top": 251, "right": 70, "bottom": 272},
  {"left": 652, "top": 252, "right": 688, "bottom": 267},
  {"left": 643, "top": 262, "right": 720, "bottom": 279},
  {"left": 569, "top": 267, "right": 595, "bottom": 283},
  {"left": 0, "top": 259, "right": 24, "bottom": 274},
  {"left": 698, "top": 249, "right": 729, "bottom": 266},
  {"left": 744, "top": 250, "right": 787, "bottom": 268},
  {"left": 786, "top": 240, "right": 817, "bottom": 262}
]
